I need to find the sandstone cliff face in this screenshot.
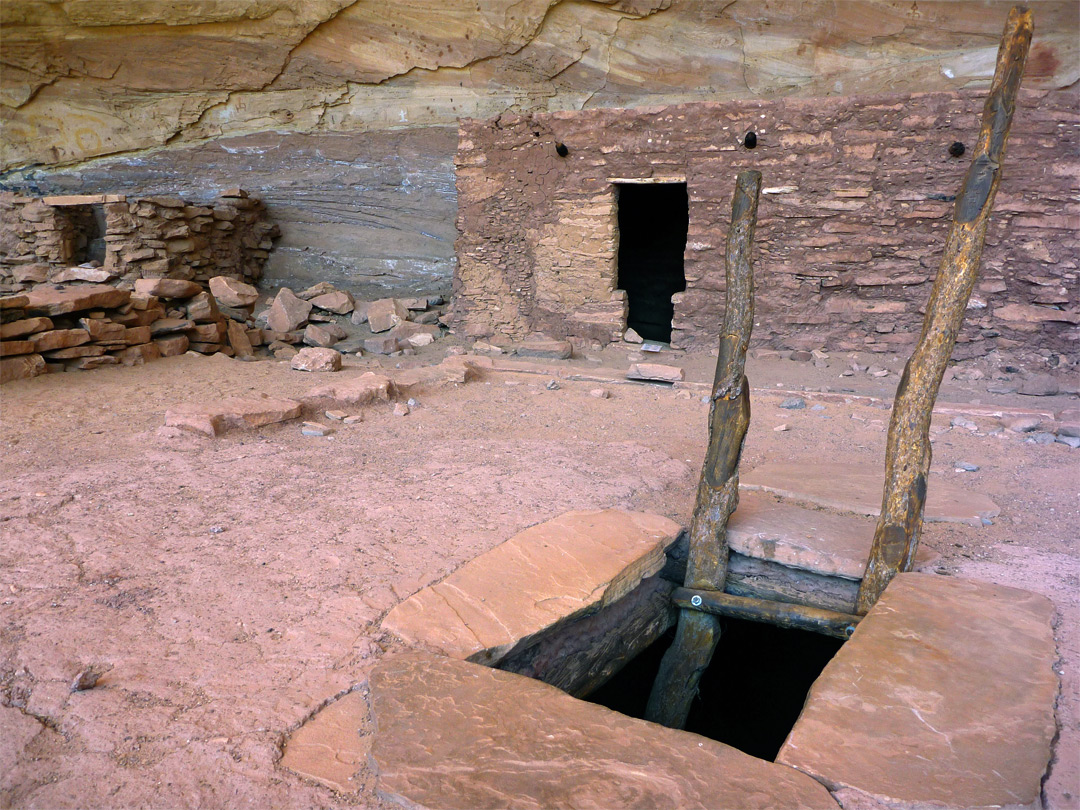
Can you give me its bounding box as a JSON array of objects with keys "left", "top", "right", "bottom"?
[{"left": 2, "top": 1, "right": 1076, "bottom": 172}]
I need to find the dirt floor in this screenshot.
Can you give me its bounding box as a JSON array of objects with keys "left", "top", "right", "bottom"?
[{"left": 1, "top": 338, "right": 1077, "bottom": 809}]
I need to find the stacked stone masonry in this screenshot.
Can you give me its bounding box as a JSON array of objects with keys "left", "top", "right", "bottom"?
[
  {"left": 0, "top": 189, "right": 279, "bottom": 293},
  {"left": 452, "top": 89, "right": 1079, "bottom": 359}
]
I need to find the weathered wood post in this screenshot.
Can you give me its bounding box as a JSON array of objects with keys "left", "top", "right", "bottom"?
[
  {"left": 856, "top": 6, "right": 1033, "bottom": 614},
  {"left": 645, "top": 170, "right": 762, "bottom": 728}
]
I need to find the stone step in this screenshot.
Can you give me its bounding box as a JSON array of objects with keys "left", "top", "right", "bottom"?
[
  {"left": 380, "top": 509, "right": 682, "bottom": 666},
  {"left": 777, "top": 573, "right": 1057, "bottom": 809},
  {"left": 368, "top": 652, "right": 839, "bottom": 810},
  {"left": 727, "top": 491, "right": 937, "bottom": 581},
  {"left": 741, "top": 461, "right": 999, "bottom": 526}
]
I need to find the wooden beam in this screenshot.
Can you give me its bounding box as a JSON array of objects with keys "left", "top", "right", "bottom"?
[
  {"left": 644, "top": 170, "right": 762, "bottom": 729},
  {"left": 856, "top": 6, "right": 1034, "bottom": 614},
  {"left": 673, "top": 588, "right": 862, "bottom": 640}
]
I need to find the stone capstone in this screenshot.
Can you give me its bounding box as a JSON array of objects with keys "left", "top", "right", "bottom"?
[
  {"left": 381, "top": 509, "right": 682, "bottom": 665},
  {"left": 369, "top": 653, "right": 839, "bottom": 810},
  {"left": 741, "top": 461, "right": 999, "bottom": 526},
  {"left": 727, "top": 491, "right": 936, "bottom": 580},
  {"left": 777, "top": 573, "right": 1057, "bottom": 810}
]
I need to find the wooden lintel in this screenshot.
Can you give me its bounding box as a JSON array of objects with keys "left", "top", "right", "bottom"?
[{"left": 673, "top": 587, "right": 862, "bottom": 640}]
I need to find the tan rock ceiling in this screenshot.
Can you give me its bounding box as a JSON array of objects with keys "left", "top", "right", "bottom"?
[{"left": 1, "top": 0, "right": 1076, "bottom": 173}]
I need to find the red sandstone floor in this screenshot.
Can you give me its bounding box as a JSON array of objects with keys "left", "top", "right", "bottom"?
[{"left": 1, "top": 342, "right": 1076, "bottom": 809}]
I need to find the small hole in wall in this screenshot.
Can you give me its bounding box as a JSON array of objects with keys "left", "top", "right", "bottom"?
[
  {"left": 555, "top": 142, "right": 569, "bottom": 157},
  {"left": 948, "top": 141, "right": 966, "bottom": 158},
  {"left": 743, "top": 131, "right": 758, "bottom": 149}
]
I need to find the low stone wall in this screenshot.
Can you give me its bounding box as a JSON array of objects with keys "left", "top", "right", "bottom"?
[
  {"left": 452, "top": 88, "right": 1079, "bottom": 360},
  {"left": 0, "top": 189, "right": 279, "bottom": 293}
]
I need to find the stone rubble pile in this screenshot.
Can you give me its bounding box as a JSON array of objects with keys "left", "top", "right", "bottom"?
[
  {"left": 258, "top": 283, "right": 449, "bottom": 362},
  {"left": 0, "top": 277, "right": 265, "bottom": 383},
  {"left": 0, "top": 189, "right": 279, "bottom": 293}
]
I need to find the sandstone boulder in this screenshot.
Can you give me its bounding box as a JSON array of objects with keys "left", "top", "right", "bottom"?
[
  {"left": 266, "top": 287, "right": 312, "bottom": 333},
  {"left": 291, "top": 347, "right": 341, "bottom": 372},
  {"left": 209, "top": 276, "right": 260, "bottom": 307},
  {"left": 367, "top": 298, "right": 406, "bottom": 333},
  {"left": 308, "top": 290, "right": 355, "bottom": 315}
]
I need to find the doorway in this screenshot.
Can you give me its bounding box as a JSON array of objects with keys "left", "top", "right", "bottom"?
[{"left": 615, "top": 182, "right": 688, "bottom": 343}]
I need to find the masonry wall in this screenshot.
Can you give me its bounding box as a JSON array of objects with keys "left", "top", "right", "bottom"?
[
  {"left": 452, "top": 89, "right": 1079, "bottom": 359},
  {"left": 0, "top": 190, "right": 279, "bottom": 292}
]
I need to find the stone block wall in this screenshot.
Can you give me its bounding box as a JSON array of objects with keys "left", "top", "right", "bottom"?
[
  {"left": 0, "top": 190, "right": 279, "bottom": 292},
  {"left": 452, "top": 88, "right": 1079, "bottom": 359}
]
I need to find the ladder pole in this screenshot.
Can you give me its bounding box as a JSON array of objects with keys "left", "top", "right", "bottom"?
[
  {"left": 645, "top": 170, "right": 761, "bottom": 729},
  {"left": 856, "top": 6, "right": 1034, "bottom": 614}
]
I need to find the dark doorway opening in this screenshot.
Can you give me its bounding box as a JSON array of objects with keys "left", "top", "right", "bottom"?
[
  {"left": 616, "top": 183, "right": 688, "bottom": 343},
  {"left": 585, "top": 617, "right": 844, "bottom": 761},
  {"left": 64, "top": 204, "right": 107, "bottom": 265}
]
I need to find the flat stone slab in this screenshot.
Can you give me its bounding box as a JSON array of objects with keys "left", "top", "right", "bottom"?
[
  {"left": 303, "top": 371, "right": 393, "bottom": 407},
  {"left": 777, "top": 573, "right": 1057, "bottom": 810},
  {"left": 23, "top": 284, "right": 130, "bottom": 316},
  {"left": 627, "top": 362, "right": 684, "bottom": 383},
  {"left": 741, "top": 461, "right": 999, "bottom": 526},
  {"left": 164, "top": 396, "right": 302, "bottom": 436},
  {"left": 381, "top": 510, "right": 682, "bottom": 665},
  {"left": 280, "top": 691, "right": 371, "bottom": 793},
  {"left": 727, "top": 491, "right": 936, "bottom": 580},
  {"left": 370, "top": 652, "right": 839, "bottom": 810}
]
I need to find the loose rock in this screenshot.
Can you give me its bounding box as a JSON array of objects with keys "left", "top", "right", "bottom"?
[{"left": 291, "top": 347, "right": 342, "bottom": 372}]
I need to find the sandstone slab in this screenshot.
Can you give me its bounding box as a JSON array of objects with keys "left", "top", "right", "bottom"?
[
  {"left": 741, "top": 461, "right": 999, "bottom": 526},
  {"left": 0, "top": 340, "right": 35, "bottom": 357},
  {"left": 627, "top": 363, "right": 684, "bottom": 383},
  {"left": 164, "top": 396, "right": 302, "bottom": 436},
  {"left": 777, "top": 573, "right": 1057, "bottom": 810},
  {"left": 280, "top": 691, "right": 371, "bottom": 793},
  {"left": 226, "top": 320, "right": 254, "bottom": 358},
  {"left": 302, "top": 372, "right": 392, "bottom": 407},
  {"left": 370, "top": 653, "right": 839, "bottom": 810},
  {"left": 381, "top": 509, "right": 682, "bottom": 665},
  {"left": 114, "top": 343, "right": 162, "bottom": 366},
  {"left": 209, "top": 276, "right": 259, "bottom": 307},
  {"left": 1, "top": 353, "right": 45, "bottom": 384},
  {"left": 308, "top": 290, "right": 355, "bottom": 315},
  {"left": 266, "top": 287, "right": 312, "bottom": 333},
  {"left": 0, "top": 295, "right": 29, "bottom": 310},
  {"left": 513, "top": 336, "right": 573, "bottom": 360},
  {"left": 0, "top": 317, "right": 52, "bottom": 339},
  {"left": 30, "top": 328, "right": 91, "bottom": 352},
  {"left": 154, "top": 334, "right": 189, "bottom": 357},
  {"left": 727, "top": 491, "right": 936, "bottom": 580},
  {"left": 303, "top": 323, "right": 342, "bottom": 348},
  {"left": 23, "top": 284, "right": 129, "bottom": 316},
  {"left": 291, "top": 347, "right": 341, "bottom": 372},
  {"left": 134, "top": 278, "right": 202, "bottom": 299},
  {"left": 367, "top": 298, "right": 407, "bottom": 333},
  {"left": 185, "top": 291, "right": 220, "bottom": 323}
]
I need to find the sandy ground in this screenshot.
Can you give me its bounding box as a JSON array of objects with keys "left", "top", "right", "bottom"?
[{"left": 1, "top": 340, "right": 1077, "bottom": 809}]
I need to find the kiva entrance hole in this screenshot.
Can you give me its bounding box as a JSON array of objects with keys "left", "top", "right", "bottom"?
[
  {"left": 585, "top": 617, "right": 844, "bottom": 761},
  {"left": 615, "top": 182, "right": 688, "bottom": 343}
]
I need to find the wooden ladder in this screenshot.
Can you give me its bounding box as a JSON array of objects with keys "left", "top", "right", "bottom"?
[{"left": 646, "top": 6, "right": 1034, "bottom": 729}]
